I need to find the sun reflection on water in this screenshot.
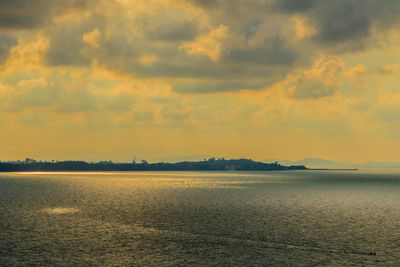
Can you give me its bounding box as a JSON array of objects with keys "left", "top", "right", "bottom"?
[{"left": 42, "top": 207, "right": 79, "bottom": 214}]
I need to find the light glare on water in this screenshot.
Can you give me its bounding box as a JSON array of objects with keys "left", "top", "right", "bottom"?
[{"left": 42, "top": 207, "right": 80, "bottom": 214}]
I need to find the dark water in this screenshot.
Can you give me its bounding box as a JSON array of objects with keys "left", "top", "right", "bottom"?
[{"left": 1, "top": 170, "right": 400, "bottom": 266}]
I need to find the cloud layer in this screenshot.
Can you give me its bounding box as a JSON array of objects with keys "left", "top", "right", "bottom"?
[{"left": 1, "top": 0, "right": 400, "bottom": 162}]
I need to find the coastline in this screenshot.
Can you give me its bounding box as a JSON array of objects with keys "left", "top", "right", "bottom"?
[{"left": 0, "top": 158, "right": 307, "bottom": 172}]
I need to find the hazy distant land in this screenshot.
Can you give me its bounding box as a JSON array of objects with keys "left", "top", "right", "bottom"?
[
  {"left": 265, "top": 157, "right": 400, "bottom": 169},
  {"left": 0, "top": 158, "right": 307, "bottom": 172}
]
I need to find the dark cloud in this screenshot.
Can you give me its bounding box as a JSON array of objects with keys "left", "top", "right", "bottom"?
[
  {"left": 0, "top": 33, "right": 18, "bottom": 63},
  {"left": 188, "top": 0, "right": 400, "bottom": 51},
  {"left": 312, "top": 1, "right": 371, "bottom": 44},
  {"left": 40, "top": 0, "right": 400, "bottom": 95},
  {"left": 185, "top": 0, "right": 275, "bottom": 22},
  {"left": 43, "top": 13, "right": 290, "bottom": 92},
  {"left": 186, "top": 0, "right": 217, "bottom": 8},
  {"left": 127, "top": 59, "right": 282, "bottom": 80},
  {"left": 46, "top": 35, "right": 89, "bottom": 66},
  {"left": 277, "top": 0, "right": 400, "bottom": 48},
  {"left": 275, "top": 0, "right": 316, "bottom": 13},
  {"left": 45, "top": 15, "right": 105, "bottom": 66},
  {"left": 0, "top": 0, "right": 91, "bottom": 30},
  {"left": 229, "top": 38, "right": 296, "bottom": 65},
  {"left": 240, "top": 18, "right": 262, "bottom": 40},
  {"left": 145, "top": 20, "right": 198, "bottom": 42},
  {"left": 187, "top": 0, "right": 270, "bottom": 11},
  {"left": 138, "top": 6, "right": 201, "bottom": 43}
]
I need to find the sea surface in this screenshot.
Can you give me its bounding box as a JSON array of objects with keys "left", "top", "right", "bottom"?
[{"left": 1, "top": 170, "right": 400, "bottom": 266}]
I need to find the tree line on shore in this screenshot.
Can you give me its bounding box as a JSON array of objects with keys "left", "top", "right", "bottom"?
[{"left": 0, "top": 158, "right": 307, "bottom": 172}]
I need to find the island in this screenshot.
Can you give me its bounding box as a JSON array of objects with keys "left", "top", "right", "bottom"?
[{"left": 0, "top": 158, "right": 307, "bottom": 172}]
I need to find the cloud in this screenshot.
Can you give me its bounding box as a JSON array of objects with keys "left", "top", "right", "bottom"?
[
  {"left": 35, "top": 0, "right": 400, "bottom": 97},
  {"left": 2, "top": 0, "right": 400, "bottom": 164},
  {"left": 0, "top": 33, "right": 18, "bottom": 63},
  {"left": 379, "top": 63, "right": 400, "bottom": 75},
  {"left": 12, "top": 77, "right": 61, "bottom": 108},
  {"left": 275, "top": 0, "right": 316, "bottom": 13},
  {"left": 180, "top": 24, "right": 228, "bottom": 61},
  {"left": 0, "top": 80, "right": 14, "bottom": 110},
  {"left": 291, "top": 15, "right": 317, "bottom": 40},
  {"left": 132, "top": 111, "right": 153, "bottom": 122},
  {"left": 186, "top": 0, "right": 217, "bottom": 8},
  {"left": 161, "top": 104, "right": 191, "bottom": 121},
  {"left": 371, "top": 93, "right": 400, "bottom": 123},
  {"left": 289, "top": 79, "right": 336, "bottom": 99},
  {"left": 276, "top": 0, "right": 400, "bottom": 51},
  {"left": 136, "top": 4, "right": 205, "bottom": 44},
  {"left": 36, "top": 1, "right": 292, "bottom": 90},
  {"left": 312, "top": 1, "right": 371, "bottom": 44},
  {"left": 138, "top": 55, "right": 158, "bottom": 65},
  {"left": 45, "top": 15, "right": 105, "bottom": 66},
  {"left": 0, "top": 69, "right": 138, "bottom": 114},
  {"left": 0, "top": 0, "right": 91, "bottom": 30},
  {"left": 186, "top": 0, "right": 272, "bottom": 18},
  {"left": 145, "top": 20, "right": 198, "bottom": 42},
  {"left": 17, "top": 77, "right": 48, "bottom": 90},
  {"left": 229, "top": 38, "right": 296, "bottom": 65},
  {"left": 106, "top": 94, "right": 136, "bottom": 112},
  {"left": 41, "top": 9, "right": 291, "bottom": 88},
  {"left": 83, "top": 28, "right": 101, "bottom": 48},
  {"left": 285, "top": 57, "right": 345, "bottom": 99},
  {"left": 173, "top": 81, "right": 264, "bottom": 94},
  {"left": 188, "top": 0, "right": 400, "bottom": 51}
]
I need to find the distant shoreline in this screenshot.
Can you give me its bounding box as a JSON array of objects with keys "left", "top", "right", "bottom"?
[
  {"left": 1, "top": 169, "right": 359, "bottom": 173},
  {"left": 0, "top": 158, "right": 307, "bottom": 172},
  {"left": 308, "top": 168, "right": 359, "bottom": 171}
]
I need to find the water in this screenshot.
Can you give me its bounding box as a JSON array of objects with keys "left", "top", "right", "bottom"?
[{"left": 1, "top": 170, "right": 400, "bottom": 266}]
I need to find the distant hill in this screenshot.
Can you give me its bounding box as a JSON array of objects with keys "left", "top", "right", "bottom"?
[{"left": 264, "top": 158, "right": 400, "bottom": 169}]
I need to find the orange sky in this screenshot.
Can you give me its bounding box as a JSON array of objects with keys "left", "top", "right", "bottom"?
[{"left": 1, "top": 0, "right": 400, "bottom": 163}]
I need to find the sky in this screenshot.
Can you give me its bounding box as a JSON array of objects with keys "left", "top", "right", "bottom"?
[{"left": 1, "top": 0, "right": 400, "bottom": 163}]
